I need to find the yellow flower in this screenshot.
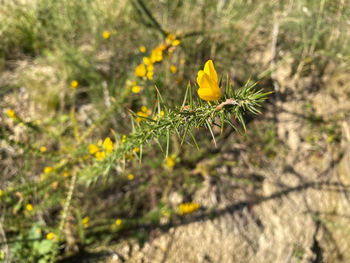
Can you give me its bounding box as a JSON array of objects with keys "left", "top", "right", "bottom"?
[
  {"left": 143, "top": 57, "right": 151, "bottom": 65},
  {"left": 103, "top": 137, "right": 114, "bottom": 154},
  {"left": 115, "top": 219, "right": 122, "bottom": 226},
  {"left": 103, "top": 30, "right": 110, "bottom": 39},
  {"left": 172, "top": 39, "right": 181, "bottom": 46},
  {"left": 139, "top": 46, "right": 146, "bottom": 53},
  {"left": 128, "top": 173, "right": 134, "bottom": 180},
  {"left": 82, "top": 216, "right": 89, "bottom": 226},
  {"left": 121, "top": 134, "right": 127, "bottom": 143},
  {"left": 0, "top": 189, "right": 2, "bottom": 197},
  {"left": 141, "top": 106, "right": 148, "bottom": 113},
  {"left": 95, "top": 151, "right": 106, "bottom": 161},
  {"left": 132, "top": 85, "right": 141, "bottom": 93},
  {"left": 70, "top": 80, "right": 79, "bottom": 89},
  {"left": 177, "top": 202, "right": 200, "bottom": 215},
  {"left": 133, "top": 147, "right": 140, "bottom": 153},
  {"left": 44, "top": 166, "right": 53, "bottom": 174},
  {"left": 6, "top": 109, "right": 17, "bottom": 120},
  {"left": 147, "top": 63, "right": 154, "bottom": 72},
  {"left": 165, "top": 155, "right": 176, "bottom": 169},
  {"left": 46, "top": 232, "right": 55, "bottom": 240},
  {"left": 157, "top": 43, "right": 167, "bottom": 51},
  {"left": 166, "top": 33, "right": 176, "bottom": 42},
  {"left": 40, "top": 146, "right": 47, "bottom": 152},
  {"left": 88, "top": 144, "right": 99, "bottom": 154},
  {"left": 135, "top": 64, "right": 146, "bottom": 77},
  {"left": 136, "top": 111, "right": 148, "bottom": 123},
  {"left": 160, "top": 110, "right": 165, "bottom": 117},
  {"left": 26, "top": 204, "right": 33, "bottom": 211},
  {"left": 146, "top": 71, "right": 154, "bottom": 80},
  {"left": 150, "top": 48, "right": 163, "bottom": 63},
  {"left": 170, "top": 65, "right": 177, "bottom": 73},
  {"left": 197, "top": 60, "right": 221, "bottom": 101}
]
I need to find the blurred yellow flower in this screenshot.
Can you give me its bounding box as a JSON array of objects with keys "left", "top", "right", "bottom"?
[
  {"left": 160, "top": 110, "right": 165, "bottom": 117},
  {"left": 88, "top": 144, "right": 99, "bottom": 154},
  {"left": 115, "top": 219, "right": 122, "bottom": 225},
  {"left": 46, "top": 232, "right": 55, "bottom": 240},
  {"left": 82, "top": 216, "right": 89, "bottom": 226},
  {"left": 197, "top": 60, "right": 221, "bottom": 101},
  {"left": 7, "top": 109, "right": 17, "bottom": 120},
  {"left": 132, "top": 85, "right": 141, "bottom": 93},
  {"left": 44, "top": 166, "right": 53, "bottom": 174},
  {"left": 0, "top": 189, "right": 2, "bottom": 196},
  {"left": 147, "top": 63, "right": 154, "bottom": 72},
  {"left": 157, "top": 43, "right": 167, "bottom": 51},
  {"left": 135, "top": 64, "right": 146, "bottom": 77},
  {"left": 141, "top": 106, "right": 148, "bottom": 113},
  {"left": 136, "top": 111, "right": 148, "bottom": 123},
  {"left": 103, "top": 137, "right": 114, "bottom": 154},
  {"left": 166, "top": 33, "right": 176, "bottom": 42},
  {"left": 40, "top": 146, "right": 47, "bottom": 152},
  {"left": 150, "top": 48, "right": 163, "bottom": 63},
  {"left": 139, "top": 46, "right": 146, "bottom": 53},
  {"left": 165, "top": 155, "right": 176, "bottom": 168},
  {"left": 143, "top": 57, "right": 151, "bottom": 65},
  {"left": 122, "top": 134, "right": 127, "bottom": 143},
  {"left": 172, "top": 39, "right": 181, "bottom": 46},
  {"left": 26, "top": 204, "right": 33, "bottom": 211},
  {"left": 133, "top": 147, "right": 140, "bottom": 153},
  {"left": 63, "top": 171, "right": 70, "bottom": 177},
  {"left": 70, "top": 80, "right": 79, "bottom": 89},
  {"left": 95, "top": 151, "right": 106, "bottom": 161},
  {"left": 146, "top": 71, "right": 154, "bottom": 80},
  {"left": 170, "top": 65, "right": 177, "bottom": 73},
  {"left": 103, "top": 30, "right": 110, "bottom": 39},
  {"left": 128, "top": 173, "right": 134, "bottom": 180},
  {"left": 177, "top": 202, "right": 199, "bottom": 215}
]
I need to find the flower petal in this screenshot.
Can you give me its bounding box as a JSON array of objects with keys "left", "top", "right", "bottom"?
[{"left": 203, "top": 60, "right": 218, "bottom": 84}]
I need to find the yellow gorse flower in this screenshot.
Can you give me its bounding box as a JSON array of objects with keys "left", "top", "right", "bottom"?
[
  {"left": 40, "top": 146, "right": 47, "bottom": 152},
  {"left": 150, "top": 48, "right": 163, "bottom": 63},
  {"left": 7, "top": 109, "right": 17, "bottom": 120},
  {"left": 103, "top": 30, "right": 110, "bottom": 39},
  {"left": 82, "top": 216, "right": 89, "bottom": 227},
  {"left": 170, "top": 65, "right": 177, "bottom": 73},
  {"left": 132, "top": 85, "right": 141, "bottom": 93},
  {"left": 46, "top": 232, "right": 55, "bottom": 240},
  {"left": 103, "top": 137, "right": 114, "bottom": 154},
  {"left": 139, "top": 46, "right": 146, "bottom": 53},
  {"left": 135, "top": 64, "right": 146, "bottom": 77},
  {"left": 26, "top": 204, "right": 33, "bottom": 211},
  {"left": 44, "top": 166, "right": 53, "bottom": 174},
  {"left": 177, "top": 202, "right": 200, "bottom": 215},
  {"left": 95, "top": 151, "right": 106, "bottom": 161},
  {"left": 88, "top": 144, "right": 99, "bottom": 154},
  {"left": 128, "top": 173, "right": 134, "bottom": 180},
  {"left": 70, "top": 80, "right": 79, "bottom": 89},
  {"left": 197, "top": 60, "right": 221, "bottom": 101}
]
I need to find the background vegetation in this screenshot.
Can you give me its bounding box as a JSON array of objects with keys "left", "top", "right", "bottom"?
[{"left": 1, "top": 0, "right": 350, "bottom": 262}]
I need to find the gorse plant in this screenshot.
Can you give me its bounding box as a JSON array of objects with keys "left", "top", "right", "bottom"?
[
  {"left": 83, "top": 60, "right": 269, "bottom": 182},
  {"left": 1, "top": 57, "right": 269, "bottom": 262}
]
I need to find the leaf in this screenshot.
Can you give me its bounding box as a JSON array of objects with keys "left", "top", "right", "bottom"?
[{"left": 35, "top": 240, "right": 54, "bottom": 255}]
